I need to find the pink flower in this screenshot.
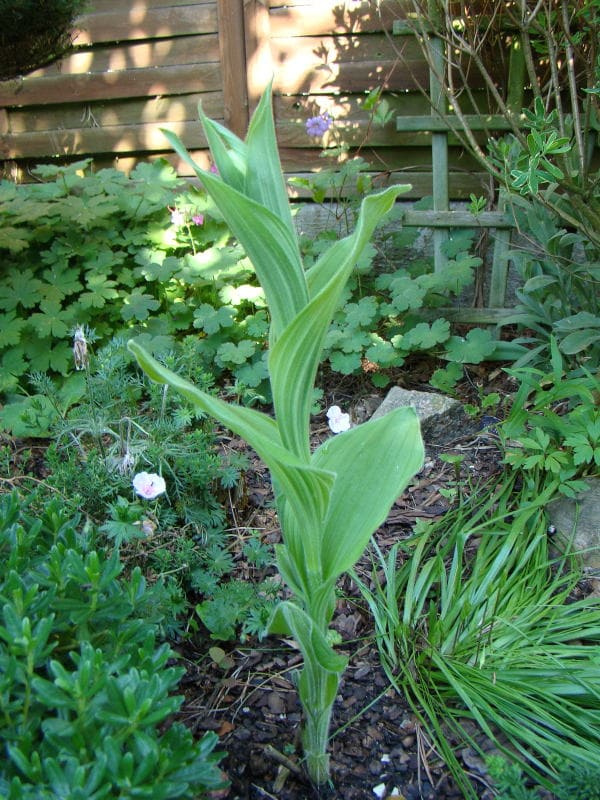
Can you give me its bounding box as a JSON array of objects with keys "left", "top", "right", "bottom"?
[
  {"left": 306, "top": 112, "right": 332, "bottom": 137},
  {"left": 326, "top": 405, "right": 351, "bottom": 434},
  {"left": 133, "top": 472, "right": 166, "bottom": 500},
  {"left": 192, "top": 214, "right": 204, "bottom": 226},
  {"left": 209, "top": 163, "right": 219, "bottom": 174}
]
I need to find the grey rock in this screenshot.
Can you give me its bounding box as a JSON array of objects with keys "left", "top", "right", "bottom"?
[
  {"left": 547, "top": 477, "right": 600, "bottom": 572},
  {"left": 369, "top": 387, "right": 478, "bottom": 446}
]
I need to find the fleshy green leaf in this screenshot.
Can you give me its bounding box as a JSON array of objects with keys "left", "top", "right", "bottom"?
[
  {"left": 269, "top": 601, "right": 347, "bottom": 674},
  {"left": 271, "top": 186, "right": 408, "bottom": 459},
  {"left": 127, "top": 339, "right": 333, "bottom": 573},
  {"left": 312, "top": 407, "right": 424, "bottom": 582},
  {"left": 245, "top": 82, "right": 297, "bottom": 236}
]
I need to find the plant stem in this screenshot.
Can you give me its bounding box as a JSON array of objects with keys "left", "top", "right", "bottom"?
[{"left": 301, "top": 667, "right": 339, "bottom": 785}]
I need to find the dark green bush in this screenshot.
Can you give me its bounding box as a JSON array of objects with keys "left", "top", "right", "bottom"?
[
  {"left": 0, "top": 0, "right": 88, "bottom": 79},
  {"left": 0, "top": 490, "right": 226, "bottom": 798}
]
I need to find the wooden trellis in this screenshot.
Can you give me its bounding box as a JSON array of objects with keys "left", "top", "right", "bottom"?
[{"left": 393, "top": 17, "right": 525, "bottom": 324}]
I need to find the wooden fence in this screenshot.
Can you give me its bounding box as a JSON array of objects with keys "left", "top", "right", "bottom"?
[{"left": 0, "top": 0, "right": 489, "bottom": 198}]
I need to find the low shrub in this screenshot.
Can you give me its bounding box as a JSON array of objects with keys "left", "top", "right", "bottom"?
[{"left": 0, "top": 490, "right": 226, "bottom": 798}]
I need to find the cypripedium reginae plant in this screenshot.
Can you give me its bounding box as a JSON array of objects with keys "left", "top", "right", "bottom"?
[{"left": 128, "top": 85, "right": 424, "bottom": 785}]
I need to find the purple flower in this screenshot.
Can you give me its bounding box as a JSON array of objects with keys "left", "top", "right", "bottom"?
[
  {"left": 306, "top": 112, "right": 332, "bottom": 137},
  {"left": 192, "top": 214, "right": 204, "bottom": 226},
  {"left": 209, "top": 163, "right": 219, "bottom": 174}
]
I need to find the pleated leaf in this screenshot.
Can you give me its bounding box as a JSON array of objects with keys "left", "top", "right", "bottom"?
[
  {"left": 312, "top": 406, "right": 424, "bottom": 582},
  {"left": 127, "top": 340, "right": 332, "bottom": 572},
  {"left": 306, "top": 184, "right": 411, "bottom": 299},
  {"left": 245, "top": 83, "right": 298, "bottom": 237},
  {"left": 186, "top": 169, "right": 307, "bottom": 341},
  {"left": 269, "top": 601, "right": 348, "bottom": 674},
  {"left": 270, "top": 186, "right": 407, "bottom": 459}
]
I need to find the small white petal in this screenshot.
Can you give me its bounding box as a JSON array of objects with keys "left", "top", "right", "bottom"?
[
  {"left": 380, "top": 753, "right": 391, "bottom": 763},
  {"left": 132, "top": 471, "right": 166, "bottom": 500},
  {"left": 326, "top": 405, "right": 351, "bottom": 433},
  {"left": 373, "top": 783, "right": 386, "bottom": 799}
]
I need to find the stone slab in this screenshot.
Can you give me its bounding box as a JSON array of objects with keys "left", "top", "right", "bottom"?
[
  {"left": 548, "top": 477, "right": 600, "bottom": 572},
  {"left": 369, "top": 386, "right": 478, "bottom": 447}
]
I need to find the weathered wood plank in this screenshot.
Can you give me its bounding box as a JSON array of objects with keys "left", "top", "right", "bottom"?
[
  {"left": 244, "top": 0, "right": 273, "bottom": 110},
  {"left": 274, "top": 91, "right": 497, "bottom": 145},
  {"left": 28, "top": 35, "right": 220, "bottom": 79},
  {"left": 6, "top": 93, "right": 222, "bottom": 133},
  {"left": 269, "top": 0, "right": 415, "bottom": 12},
  {"left": 268, "top": 34, "right": 479, "bottom": 94},
  {"left": 401, "top": 210, "right": 514, "bottom": 228},
  {"left": 396, "top": 113, "right": 526, "bottom": 132},
  {"left": 420, "top": 307, "right": 516, "bottom": 324},
  {"left": 269, "top": 0, "right": 402, "bottom": 36},
  {"left": 89, "top": 0, "right": 208, "bottom": 10},
  {"left": 74, "top": 3, "right": 218, "bottom": 45},
  {"left": 276, "top": 146, "right": 483, "bottom": 175},
  {"left": 218, "top": 0, "right": 249, "bottom": 135},
  {"left": 270, "top": 32, "right": 421, "bottom": 86},
  {"left": 0, "top": 63, "right": 222, "bottom": 107},
  {"left": 1, "top": 119, "right": 221, "bottom": 159}
]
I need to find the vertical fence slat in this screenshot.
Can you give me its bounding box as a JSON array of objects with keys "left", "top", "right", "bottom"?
[
  {"left": 428, "top": 3, "right": 449, "bottom": 274},
  {"left": 218, "top": 0, "right": 250, "bottom": 137},
  {"left": 489, "top": 190, "right": 511, "bottom": 309},
  {"left": 244, "top": 0, "right": 272, "bottom": 114}
]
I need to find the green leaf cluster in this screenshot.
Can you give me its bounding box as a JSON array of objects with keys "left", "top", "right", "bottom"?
[
  {"left": 501, "top": 198, "right": 600, "bottom": 373},
  {"left": 1, "top": 336, "right": 273, "bottom": 643},
  {"left": 0, "top": 158, "right": 260, "bottom": 395},
  {"left": 500, "top": 353, "right": 600, "bottom": 496},
  {"left": 0, "top": 491, "right": 225, "bottom": 799},
  {"left": 319, "top": 222, "right": 496, "bottom": 384}
]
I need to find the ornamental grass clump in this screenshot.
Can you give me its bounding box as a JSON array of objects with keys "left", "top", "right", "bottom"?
[{"left": 128, "top": 84, "right": 424, "bottom": 784}]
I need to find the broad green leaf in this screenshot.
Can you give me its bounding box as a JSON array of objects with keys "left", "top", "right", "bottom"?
[
  {"left": 443, "top": 328, "right": 496, "bottom": 364},
  {"left": 193, "top": 303, "right": 235, "bottom": 334},
  {"left": 216, "top": 340, "right": 255, "bottom": 366},
  {"left": 245, "top": 82, "right": 297, "bottom": 237},
  {"left": 523, "top": 275, "right": 558, "bottom": 293},
  {"left": 0, "top": 312, "right": 26, "bottom": 346},
  {"left": 163, "top": 116, "right": 246, "bottom": 193},
  {"left": 271, "top": 186, "right": 407, "bottom": 458},
  {"left": 344, "top": 296, "right": 378, "bottom": 328},
  {"left": 0, "top": 226, "right": 30, "bottom": 252},
  {"left": 560, "top": 329, "right": 600, "bottom": 354},
  {"left": 29, "top": 304, "right": 74, "bottom": 338},
  {"left": 79, "top": 275, "right": 119, "bottom": 310},
  {"left": 0, "top": 268, "right": 44, "bottom": 310},
  {"left": 403, "top": 319, "right": 451, "bottom": 350},
  {"left": 313, "top": 407, "right": 424, "bottom": 581},
  {"left": 197, "top": 110, "right": 247, "bottom": 191},
  {"left": 306, "top": 185, "right": 410, "bottom": 298},
  {"left": 269, "top": 601, "right": 347, "bottom": 674},
  {"left": 553, "top": 311, "right": 600, "bottom": 331},
  {"left": 120, "top": 290, "right": 160, "bottom": 321},
  {"left": 128, "top": 339, "right": 333, "bottom": 572},
  {"left": 329, "top": 351, "right": 362, "bottom": 374},
  {"left": 185, "top": 169, "right": 308, "bottom": 341}
]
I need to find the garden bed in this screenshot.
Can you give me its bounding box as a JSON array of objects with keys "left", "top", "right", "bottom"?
[{"left": 169, "top": 373, "right": 507, "bottom": 800}]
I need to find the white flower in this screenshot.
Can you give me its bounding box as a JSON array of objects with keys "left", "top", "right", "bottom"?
[
  {"left": 132, "top": 472, "right": 166, "bottom": 500},
  {"left": 326, "top": 405, "right": 351, "bottom": 434},
  {"left": 72, "top": 325, "right": 89, "bottom": 371}
]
